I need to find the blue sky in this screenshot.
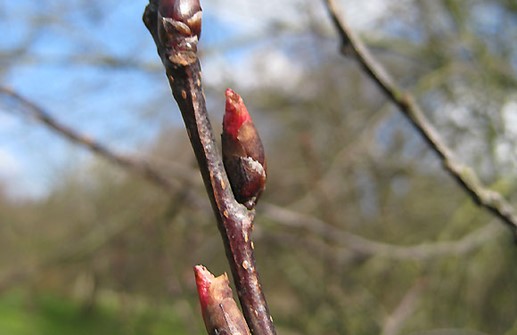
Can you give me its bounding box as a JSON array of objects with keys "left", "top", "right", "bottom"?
[
  {"left": 8, "top": 0, "right": 515, "bottom": 199},
  {"left": 1, "top": 0, "right": 351, "bottom": 198},
  {"left": 0, "top": 0, "right": 232, "bottom": 197}
]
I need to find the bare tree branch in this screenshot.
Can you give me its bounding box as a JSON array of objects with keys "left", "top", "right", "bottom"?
[
  {"left": 142, "top": 1, "right": 276, "bottom": 334},
  {"left": 0, "top": 86, "right": 181, "bottom": 197},
  {"left": 322, "top": 0, "right": 517, "bottom": 239},
  {"left": 0, "top": 86, "right": 207, "bottom": 212},
  {"left": 262, "top": 203, "right": 504, "bottom": 261}
]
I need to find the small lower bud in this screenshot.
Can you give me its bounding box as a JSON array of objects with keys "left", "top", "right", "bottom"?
[{"left": 194, "top": 265, "right": 251, "bottom": 335}]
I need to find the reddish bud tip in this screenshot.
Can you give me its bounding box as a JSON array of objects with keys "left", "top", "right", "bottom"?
[
  {"left": 194, "top": 265, "right": 214, "bottom": 313},
  {"left": 224, "top": 88, "right": 252, "bottom": 139},
  {"left": 194, "top": 265, "right": 251, "bottom": 335}
]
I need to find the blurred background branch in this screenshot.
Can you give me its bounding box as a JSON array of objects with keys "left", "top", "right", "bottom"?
[{"left": 323, "top": 0, "right": 517, "bottom": 238}]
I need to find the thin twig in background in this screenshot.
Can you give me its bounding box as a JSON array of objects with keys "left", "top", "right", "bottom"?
[
  {"left": 0, "top": 86, "right": 205, "bottom": 211},
  {"left": 323, "top": 0, "right": 517, "bottom": 239},
  {"left": 0, "top": 86, "right": 179, "bottom": 197},
  {"left": 262, "top": 204, "right": 503, "bottom": 261}
]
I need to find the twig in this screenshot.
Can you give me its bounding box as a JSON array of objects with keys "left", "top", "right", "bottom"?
[
  {"left": 0, "top": 86, "right": 180, "bottom": 197},
  {"left": 263, "top": 203, "right": 504, "bottom": 261},
  {"left": 143, "top": 1, "right": 276, "bottom": 334},
  {"left": 0, "top": 85, "right": 206, "bottom": 211},
  {"left": 323, "top": 0, "right": 517, "bottom": 239}
]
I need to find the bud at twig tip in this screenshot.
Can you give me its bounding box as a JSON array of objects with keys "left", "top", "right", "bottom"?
[{"left": 157, "top": 0, "right": 202, "bottom": 65}]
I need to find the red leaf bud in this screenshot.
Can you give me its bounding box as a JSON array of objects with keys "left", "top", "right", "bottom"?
[{"left": 222, "top": 89, "right": 266, "bottom": 209}]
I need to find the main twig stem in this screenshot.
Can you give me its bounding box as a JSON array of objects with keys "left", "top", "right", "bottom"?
[
  {"left": 324, "top": 0, "right": 517, "bottom": 239},
  {"left": 143, "top": 1, "right": 276, "bottom": 334}
]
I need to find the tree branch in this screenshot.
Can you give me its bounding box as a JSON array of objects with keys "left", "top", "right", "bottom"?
[
  {"left": 143, "top": 1, "right": 276, "bottom": 334},
  {"left": 0, "top": 86, "right": 180, "bottom": 197},
  {"left": 323, "top": 0, "right": 517, "bottom": 239},
  {"left": 263, "top": 203, "right": 504, "bottom": 261},
  {"left": 0, "top": 85, "right": 206, "bottom": 212}
]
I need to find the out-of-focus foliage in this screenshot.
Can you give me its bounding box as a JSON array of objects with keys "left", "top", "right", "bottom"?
[
  {"left": 1, "top": 0, "right": 517, "bottom": 334},
  {"left": 0, "top": 290, "right": 187, "bottom": 335}
]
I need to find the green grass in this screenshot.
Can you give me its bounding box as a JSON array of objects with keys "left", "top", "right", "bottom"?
[{"left": 0, "top": 291, "right": 188, "bottom": 335}]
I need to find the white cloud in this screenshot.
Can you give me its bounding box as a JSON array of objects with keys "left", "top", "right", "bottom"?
[
  {"left": 502, "top": 100, "right": 517, "bottom": 137},
  {"left": 495, "top": 99, "right": 517, "bottom": 171},
  {"left": 0, "top": 149, "right": 52, "bottom": 199},
  {"left": 236, "top": 49, "right": 304, "bottom": 90},
  {"left": 205, "top": 0, "right": 307, "bottom": 34},
  {"left": 205, "top": 0, "right": 391, "bottom": 33},
  {"left": 341, "top": 0, "right": 392, "bottom": 29},
  {"left": 201, "top": 0, "right": 393, "bottom": 92},
  {"left": 203, "top": 48, "right": 303, "bottom": 92},
  {"left": 0, "top": 148, "right": 20, "bottom": 178}
]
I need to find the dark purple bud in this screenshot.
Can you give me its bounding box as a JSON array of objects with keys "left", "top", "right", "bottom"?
[
  {"left": 156, "top": 0, "right": 202, "bottom": 65},
  {"left": 158, "top": 0, "right": 202, "bottom": 39}
]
